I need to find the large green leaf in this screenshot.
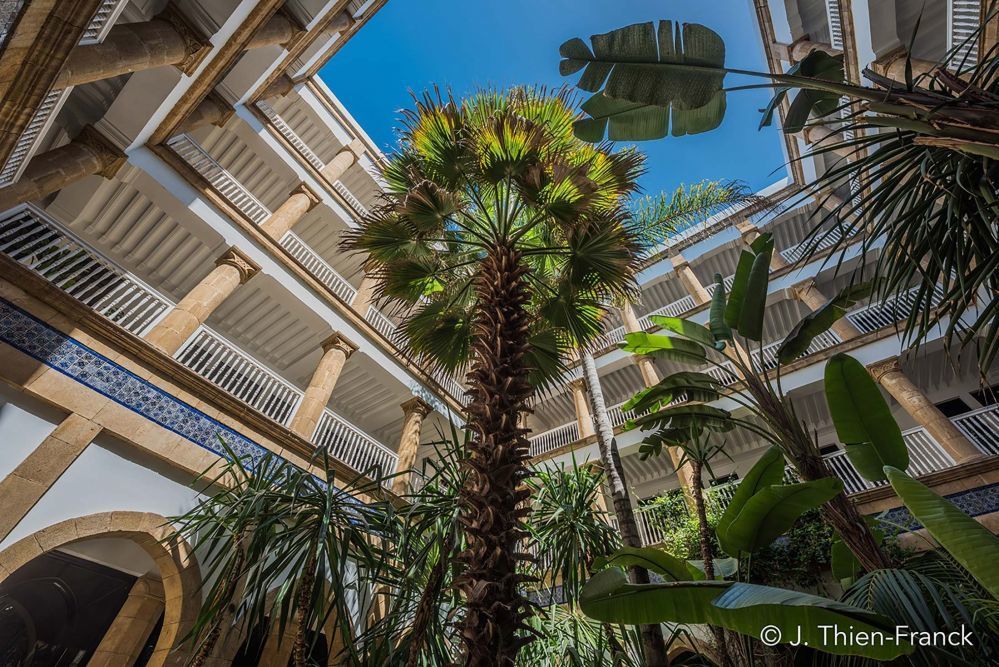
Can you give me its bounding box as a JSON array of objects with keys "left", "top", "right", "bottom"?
[
  {"left": 724, "top": 249, "right": 755, "bottom": 329},
  {"left": 885, "top": 466, "right": 999, "bottom": 598},
  {"left": 709, "top": 273, "right": 732, "bottom": 341},
  {"left": 648, "top": 315, "right": 720, "bottom": 348},
  {"left": 629, "top": 403, "right": 734, "bottom": 434},
  {"left": 737, "top": 235, "right": 773, "bottom": 341},
  {"left": 621, "top": 331, "right": 706, "bottom": 364},
  {"left": 686, "top": 557, "right": 739, "bottom": 580},
  {"left": 622, "top": 371, "right": 721, "bottom": 413},
  {"left": 722, "top": 478, "right": 843, "bottom": 555},
  {"left": 572, "top": 91, "right": 726, "bottom": 142},
  {"left": 593, "top": 546, "right": 690, "bottom": 581},
  {"left": 580, "top": 568, "right": 911, "bottom": 659},
  {"left": 559, "top": 21, "right": 726, "bottom": 110},
  {"left": 777, "top": 51, "right": 845, "bottom": 133},
  {"left": 825, "top": 354, "right": 908, "bottom": 481},
  {"left": 777, "top": 282, "right": 873, "bottom": 364},
  {"left": 715, "top": 446, "right": 785, "bottom": 554}
]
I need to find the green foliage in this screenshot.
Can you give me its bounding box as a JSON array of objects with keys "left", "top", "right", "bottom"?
[
  {"left": 629, "top": 181, "right": 754, "bottom": 250},
  {"left": 777, "top": 281, "right": 873, "bottom": 364},
  {"left": 579, "top": 568, "right": 912, "bottom": 660},
  {"left": 825, "top": 354, "right": 908, "bottom": 481},
  {"left": 885, "top": 466, "right": 999, "bottom": 599}
]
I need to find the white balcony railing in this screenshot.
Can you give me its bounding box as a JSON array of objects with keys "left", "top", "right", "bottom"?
[
  {"left": 530, "top": 421, "right": 580, "bottom": 457},
  {"left": 0, "top": 205, "right": 173, "bottom": 336},
  {"left": 280, "top": 231, "right": 358, "bottom": 303},
  {"left": 824, "top": 0, "right": 845, "bottom": 50},
  {"left": 753, "top": 329, "right": 841, "bottom": 371},
  {"left": 313, "top": 408, "right": 399, "bottom": 484},
  {"left": 167, "top": 134, "right": 272, "bottom": 225},
  {"left": 332, "top": 180, "right": 369, "bottom": 217},
  {"left": 845, "top": 285, "right": 944, "bottom": 334},
  {"left": 640, "top": 294, "right": 698, "bottom": 326},
  {"left": 954, "top": 404, "right": 999, "bottom": 456},
  {"left": 948, "top": 0, "right": 982, "bottom": 70},
  {"left": 780, "top": 226, "right": 854, "bottom": 265},
  {"left": 175, "top": 326, "right": 303, "bottom": 425},
  {"left": 704, "top": 274, "right": 736, "bottom": 297},
  {"left": 257, "top": 100, "right": 326, "bottom": 171}
]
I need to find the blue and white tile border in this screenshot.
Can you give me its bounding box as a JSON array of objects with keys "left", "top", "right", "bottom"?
[{"left": 0, "top": 297, "right": 271, "bottom": 469}]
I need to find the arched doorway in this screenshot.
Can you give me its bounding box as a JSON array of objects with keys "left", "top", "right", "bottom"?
[{"left": 0, "top": 511, "right": 201, "bottom": 667}]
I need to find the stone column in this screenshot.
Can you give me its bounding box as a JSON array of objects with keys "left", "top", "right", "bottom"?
[
  {"left": 869, "top": 358, "right": 982, "bottom": 463},
  {"left": 54, "top": 5, "right": 211, "bottom": 88},
  {"left": 793, "top": 280, "right": 862, "bottom": 341},
  {"left": 320, "top": 140, "right": 365, "bottom": 183},
  {"left": 0, "top": 413, "right": 102, "bottom": 541},
  {"left": 0, "top": 125, "right": 125, "bottom": 211},
  {"left": 351, "top": 272, "right": 378, "bottom": 315},
  {"left": 619, "top": 303, "right": 661, "bottom": 386},
  {"left": 671, "top": 254, "right": 712, "bottom": 306},
  {"left": 736, "top": 220, "right": 787, "bottom": 271},
  {"left": 569, "top": 379, "right": 596, "bottom": 440},
  {"left": 89, "top": 575, "right": 165, "bottom": 666},
  {"left": 392, "top": 397, "right": 433, "bottom": 494},
  {"left": 260, "top": 182, "right": 322, "bottom": 240},
  {"left": 245, "top": 11, "right": 304, "bottom": 50},
  {"left": 289, "top": 333, "right": 358, "bottom": 440},
  {"left": 174, "top": 90, "right": 235, "bottom": 135},
  {"left": 784, "top": 38, "right": 841, "bottom": 62},
  {"left": 870, "top": 52, "right": 937, "bottom": 81},
  {"left": 145, "top": 246, "right": 260, "bottom": 356}
]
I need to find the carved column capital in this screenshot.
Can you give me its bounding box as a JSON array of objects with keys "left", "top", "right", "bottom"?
[
  {"left": 157, "top": 2, "right": 213, "bottom": 75},
  {"left": 275, "top": 5, "right": 309, "bottom": 49},
  {"left": 76, "top": 125, "right": 127, "bottom": 178},
  {"left": 215, "top": 246, "right": 260, "bottom": 284},
  {"left": 868, "top": 357, "right": 902, "bottom": 383},
  {"left": 568, "top": 377, "right": 587, "bottom": 392},
  {"left": 204, "top": 89, "right": 236, "bottom": 127},
  {"left": 670, "top": 253, "right": 690, "bottom": 271},
  {"left": 291, "top": 181, "right": 323, "bottom": 210},
  {"left": 401, "top": 396, "right": 433, "bottom": 418},
  {"left": 321, "top": 332, "right": 357, "bottom": 358},
  {"left": 329, "top": 9, "right": 356, "bottom": 34}
]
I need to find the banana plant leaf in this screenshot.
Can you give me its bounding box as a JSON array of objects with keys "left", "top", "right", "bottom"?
[
  {"left": 721, "top": 477, "right": 844, "bottom": 555},
  {"left": 559, "top": 21, "right": 727, "bottom": 142},
  {"left": 825, "top": 354, "right": 908, "bottom": 481},
  {"left": 649, "top": 315, "right": 723, "bottom": 349},
  {"left": 580, "top": 568, "right": 911, "bottom": 659},
  {"left": 709, "top": 272, "right": 732, "bottom": 341},
  {"left": 593, "top": 546, "right": 691, "bottom": 581},
  {"left": 759, "top": 50, "right": 845, "bottom": 133},
  {"left": 686, "top": 557, "right": 739, "bottom": 580},
  {"left": 724, "top": 249, "right": 756, "bottom": 329},
  {"left": 777, "top": 281, "right": 873, "bottom": 364},
  {"left": 621, "top": 331, "right": 706, "bottom": 364},
  {"left": 885, "top": 466, "right": 999, "bottom": 598},
  {"left": 637, "top": 427, "right": 693, "bottom": 459},
  {"left": 737, "top": 235, "right": 774, "bottom": 341},
  {"left": 715, "top": 446, "right": 786, "bottom": 554},
  {"left": 628, "top": 403, "right": 734, "bottom": 434},
  {"left": 623, "top": 371, "right": 722, "bottom": 413}
]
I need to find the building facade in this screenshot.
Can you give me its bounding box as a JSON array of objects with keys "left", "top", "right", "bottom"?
[{"left": 0, "top": 0, "right": 995, "bottom": 663}]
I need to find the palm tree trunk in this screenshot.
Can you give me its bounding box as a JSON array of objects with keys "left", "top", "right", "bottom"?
[
  {"left": 456, "top": 244, "right": 535, "bottom": 666},
  {"left": 690, "top": 461, "right": 729, "bottom": 667},
  {"left": 293, "top": 550, "right": 318, "bottom": 667},
  {"left": 581, "top": 351, "right": 669, "bottom": 667}
]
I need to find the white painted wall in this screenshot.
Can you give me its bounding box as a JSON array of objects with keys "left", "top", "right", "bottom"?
[
  {"left": 1, "top": 434, "right": 206, "bottom": 550},
  {"left": 0, "top": 384, "right": 64, "bottom": 480}
]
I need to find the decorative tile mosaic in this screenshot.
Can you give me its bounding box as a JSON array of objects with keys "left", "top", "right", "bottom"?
[
  {"left": 877, "top": 482, "right": 999, "bottom": 534},
  {"left": 0, "top": 298, "right": 270, "bottom": 469}
]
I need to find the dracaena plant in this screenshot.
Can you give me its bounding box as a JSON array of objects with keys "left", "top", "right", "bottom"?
[
  {"left": 343, "top": 87, "right": 646, "bottom": 664},
  {"left": 617, "top": 231, "right": 890, "bottom": 571},
  {"left": 557, "top": 15, "right": 999, "bottom": 375}
]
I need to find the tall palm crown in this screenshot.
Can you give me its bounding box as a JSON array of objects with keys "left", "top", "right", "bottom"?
[{"left": 345, "top": 87, "right": 643, "bottom": 665}]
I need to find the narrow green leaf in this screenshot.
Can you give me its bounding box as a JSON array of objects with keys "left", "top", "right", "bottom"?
[
  {"left": 649, "top": 315, "right": 718, "bottom": 348},
  {"left": 777, "top": 282, "right": 873, "bottom": 364},
  {"left": 824, "top": 354, "right": 908, "bottom": 481},
  {"left": 885, "top": 466, "right": 999, "bottom": 599},
  {"left": 737, "top": 237, "right": 773, "bottom": 341},
  {"left": 724, "top": 250, "right": 755, "bottom": 328},
  {"left": 621, "top": 331, "right": 706, "bottom": 364}
]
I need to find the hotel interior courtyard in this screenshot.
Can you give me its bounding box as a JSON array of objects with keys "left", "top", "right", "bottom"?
[{"left": 0, "top": 0, "right": 996, "bottom": 665}]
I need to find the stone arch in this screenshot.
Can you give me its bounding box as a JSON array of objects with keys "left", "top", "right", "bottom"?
[{"left": 0, "top": 511, "right": 201, "bottom": 666}]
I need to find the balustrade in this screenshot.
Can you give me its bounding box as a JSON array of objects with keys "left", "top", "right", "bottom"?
[{"left": 313, "top": 408, "right": 399, "bottom": 485}]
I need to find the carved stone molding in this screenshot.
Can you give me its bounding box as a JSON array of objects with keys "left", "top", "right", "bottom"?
[
  {"left": 291, "top": 181, "right": 323, "bottom": 210},
  {"left": 401, "top": 396, "right": 433, "bottom": 418},
  {"left": 329, "top": 9, "right": 356, "bottom": 34},
  {"left": 204, "top": 89, "right": 236, "bottom": 127},
  {"left": 868, "top": 357, "right": 902, "bottom": 383},
  {"left": 215, "top": 246, "right": 261, "bottom": 284},
  {"left": 157, "top": 1, "right": 213, "bottom": 75},
  {"left": 76, "top": 125, "right": 127, "bottom": 178},
  {"left": 275, "top": 5, "right": 309, "bottom": 49},
  {"left": 321, "top": 331, "right": 358, "bottom": 358}
]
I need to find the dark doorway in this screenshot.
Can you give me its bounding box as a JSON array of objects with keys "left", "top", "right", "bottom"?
[{"left": 0, "top": 550, "right": 136, "bottom": 666}]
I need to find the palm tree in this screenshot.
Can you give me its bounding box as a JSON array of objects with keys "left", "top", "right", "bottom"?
[{"left": 344, "top": 87, "right": 645, "bottom": 665}]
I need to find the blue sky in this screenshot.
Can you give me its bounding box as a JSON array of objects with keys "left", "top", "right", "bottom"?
[{"left": 320, "top": 0, "right": 788, "bottom": 196}]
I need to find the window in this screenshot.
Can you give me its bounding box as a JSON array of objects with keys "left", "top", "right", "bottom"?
[
  {"left": 971, "top": 383, "right": 999, "bottom": 408},
  {"left": 935, "top": 397, "right": 972, "bottom": 418}
]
